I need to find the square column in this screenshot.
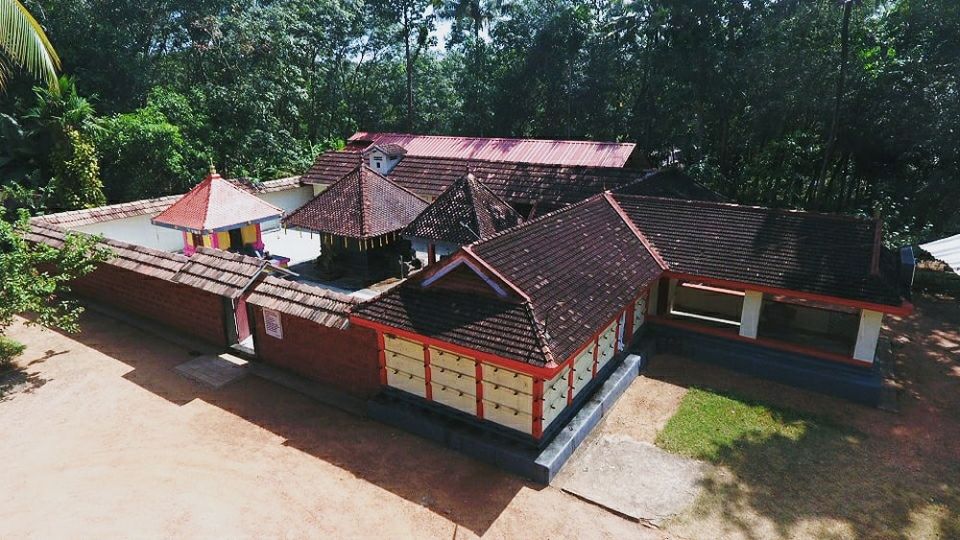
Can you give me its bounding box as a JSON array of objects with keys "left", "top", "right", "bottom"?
[
  {"left": 739, "top": 291, "right": 763, "bottom": 339},
  {"left": 853, "top": 309, "right": 884, "bottom": 363}
]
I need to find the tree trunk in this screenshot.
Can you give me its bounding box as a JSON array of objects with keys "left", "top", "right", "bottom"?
[
  {"left": 814, "top": 1, "right": 853, "bottom": 207},
  {"left": 404, "top": 8, "right": 414, "bottom": 131}
]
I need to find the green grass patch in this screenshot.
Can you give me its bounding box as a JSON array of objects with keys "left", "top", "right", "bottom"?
[{"left": 655, "top": 387, "right": 826, "bottom": 464}]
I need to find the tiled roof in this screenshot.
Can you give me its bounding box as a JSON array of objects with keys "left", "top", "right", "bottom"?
[
  {"left": 355, "top": 195, "right": 664, "bottom": 366},
  {"left": 300, "top": 151, "right": 362, "bottom": 186},
  {"left": 152, "top": 172, "right": 284, "bottom": 234},
  {"left": 403, "top": 173, "right": 523, "bottom": 245},
  {"left": 611, "top": 194, "right": 905, "bottom": 306},
  {"left": 364, "top": 143, "right": 407, "bottom": 158},
  {"left": 31, "top": 177, "right": 301, "bottom": 229},
  {"left": 247, "top": 276, "right": 361, "bottom": 329},
  {"left": 171, "top": 247, "right": 267, "bottom": 299},
  {"left": 613, "top": 169, "right": 726, "bottom": 202},
  {"left": 283, "top": 164, "right": 428, "bottom": 239},
  {"left": 348, "top": 132, "right": 637, "bottom": 168},
  {"left": 26, "top": 222, "right": 189, "bottom": 281},
  {"left": 353, "top": 287, "right": 549, "bottom": 363},
  {"left": 31, "top": 194, "right": 182, "bottom": 228}
]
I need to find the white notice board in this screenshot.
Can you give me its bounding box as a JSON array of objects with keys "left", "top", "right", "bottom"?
[{"left": 263, "top": 308, "right": 283, "bottom": 339}]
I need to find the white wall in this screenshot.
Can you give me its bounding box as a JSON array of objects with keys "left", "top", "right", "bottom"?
[
  {"left": 258, "top": 186, "right": 314, "bottom": 231},
  {"left": 71, "top": 186, "right": 314, "bottom": 251},
  {"left": 75, "top": 214, "right": 185, "bottom": 252}
]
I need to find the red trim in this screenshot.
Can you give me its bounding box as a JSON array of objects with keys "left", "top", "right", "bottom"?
[
  {"left": 376, "top": 331, "right": 387, "bottom": 386},
  {"left": 664, "top": 271, "right": 912, "bottom": 316},
  {"left": 603, "top": 192, "right": 669, "bottom": 270},
  {"left": 566, "top": 357, "right": 575, "bottom": 406},
  {"left": 649, "top": 316, "right": 873, "bottom": 368},
  {"left": 475, "top": 362, "right": 484, "bottom": 419},
  {"left": 351, "top": 315, "right": 561, "bottom": 377},
  {"left": 423, "top": 344, "right": 433, "bottom": 401},
  {"left": 532, "top": 379, "right": 544, "bottom": 439},
  {"left": 428, "top": 243, "right": 436, "bottom": 265}
]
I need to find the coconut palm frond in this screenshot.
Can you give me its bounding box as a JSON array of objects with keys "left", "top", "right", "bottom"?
[{"left": 0, "top": 0, "right": 60, "bottom": 90}]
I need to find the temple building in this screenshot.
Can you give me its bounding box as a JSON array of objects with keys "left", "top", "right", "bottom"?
[
  {"left": 403, "top": 173, "right": 523, "bottom": 264},
  {"left": 152, "top": 166, "right": 284, "bottom": 257},
  {"left": 282, "top": 163, "right": 429, "bottom": 283}
]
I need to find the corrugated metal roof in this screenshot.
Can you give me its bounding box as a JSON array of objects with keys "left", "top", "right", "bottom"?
[
  {"left": 920, "top": 234, "right": 960, "bottom": 274},
  {"left": 348, "top": 132, "right": 636, "bottom": 168}
]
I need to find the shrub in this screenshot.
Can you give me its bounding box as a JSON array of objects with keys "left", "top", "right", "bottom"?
[{"left": 0, "top": 336, "right": 26, "bottom": 370}]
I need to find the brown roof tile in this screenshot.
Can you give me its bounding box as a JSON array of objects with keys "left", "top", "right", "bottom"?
[
  {"left": 611, "top": 194, "right": 905, "bottom": 306},
  {"left": 246, "top": 276, "right": 358, "bottom": 329},
  {"left": 170, "top": 247, "right": 267, "bottom": 298},
  {"left": 403, "top": 173, "right": 523, "bottom": 245},
  {"left": 283, "top": 164, "right": 428, "bottom": 239}
]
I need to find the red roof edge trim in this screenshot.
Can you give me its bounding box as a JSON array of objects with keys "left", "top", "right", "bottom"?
[
  {"left": 664, "top": 271, "right": 913, "bottom": 316},
  {"left": 349, "top": 314, "right": 561, "bottom": 375},
  {"left": 603, "top": 191, "right": 669, "bottom": 270}
]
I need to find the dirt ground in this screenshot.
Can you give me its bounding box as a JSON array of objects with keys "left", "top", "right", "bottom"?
[
  {"left": 1, "top": 294, "right": 956, "bottom": 539},
  {"left": 0, "top": 311, "right": 663, "bottom": 539}
]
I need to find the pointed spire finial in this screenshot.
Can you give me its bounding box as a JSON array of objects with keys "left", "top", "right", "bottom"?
[{"left": 208, "top": 161, "right": 217, "bottom": 176}]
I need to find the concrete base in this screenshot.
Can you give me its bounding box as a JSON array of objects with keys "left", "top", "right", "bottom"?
[
  {"left": 175, "top": 353, "right": 249, "bottom": 389},
  {"left": 651, "top": 323, "right": 884, "bottom": 405},
  {"left": 367, "top": 347, "right": 651, "bottom": 484}
]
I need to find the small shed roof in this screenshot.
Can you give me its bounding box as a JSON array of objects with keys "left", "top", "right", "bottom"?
[
  {"left": 152, "top": 170, "right": 284, "bottom": 234},
  {"left": 246, "top": 276, "right": 358, "bottom": 329},
  {"left": 403, "top": 173, "right": 523, "bottom": 245},
  {"left": 283, "top": 164, "right": 428, "bottom": 239},
  {"left": 919, "top": 234, "right": 960, "bottom": 275},
  {"left": 348, "top": 132, "right": 637, "bottom": 168},
  {"left": 171, "top": 247, "right": 268, "bottom": 299}
]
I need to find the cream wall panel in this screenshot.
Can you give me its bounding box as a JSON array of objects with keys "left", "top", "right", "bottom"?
[
  {"left": 542, "top": 368, "right": 570, "bottom": 429},
  {"left": 431, "top": 366, "right": 476, "bottom": 395},
  {"left": 429, "top": 347, "right": 475, "bottom": 375},
  {"left": 431, "top": 384, "right": 477, "bottom": 414},
  {"left": 482, "top": 382, "right": 533, "bottom": 414},
  {"left": 384, "top": 335, "right": 425, "bottom": 359},
  {"left": 386, "top": 369, "right": 427, "bottom": 398},
  {"left": 483, "top": 400, "right": 533, "bottom": 433},
  {"left": 482, "top": 364, "right": 533, "bottom": 394},
  {"left": 385, "top": 352, "right": 425, "bottom": 378}
]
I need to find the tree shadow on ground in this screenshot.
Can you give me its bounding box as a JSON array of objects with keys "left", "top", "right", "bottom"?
[
  {"left": 55, "top": 310, "right": 535, "bottom": 536},
  {"left": 0, "top": 365, "right": 49, "bottom": 403},
  {"left": 644, "top": 294, "right": 960, "bottom": 539}
]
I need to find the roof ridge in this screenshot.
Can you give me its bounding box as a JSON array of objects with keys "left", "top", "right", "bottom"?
[
  {"left": 363, "top": 162, "right": 428, "bottom": 202},
  {"left": 468, "top": 174, "right": 523, "bottom": 224},
  {"left": 523, "top": 302, "right": 558, "bottom": 367},
  {"left": 602, "top": 192, "right": 669, "bottom": 270},
  {"left": 613, "top": 193, "right": 875, "bottom": 224},
  {"left": 350, "top": 131, "right": 635, "bottom": 148},
  {"left": 464, "top": 195, "right": 599, "bottom": 249}
]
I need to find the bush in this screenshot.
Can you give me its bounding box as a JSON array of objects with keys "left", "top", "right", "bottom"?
[{"left": 0, "top": 336, "right": 26, "bottom": 370}]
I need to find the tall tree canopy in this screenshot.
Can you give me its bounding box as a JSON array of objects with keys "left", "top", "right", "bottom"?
[{"left": 0, "top": 0, "right": 957, "bottom": 244}]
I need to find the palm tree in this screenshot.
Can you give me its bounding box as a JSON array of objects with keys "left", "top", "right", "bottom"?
[{"left": 0, "top": 0, "right": 60, "bottom": 90}]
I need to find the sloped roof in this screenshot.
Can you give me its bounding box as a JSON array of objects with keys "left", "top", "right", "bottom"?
[
  {"left": 613, "top": 169, "right": 726, "bottom": 202},
  {"left": 354, "top": 195, "right": 664, "bottom": 366},
  {"left": 920, "top": 234, "right": 960, "bottom": 275},
  {"left": 403, "top": 173, "right": 523, "bottom": 245},
  {"left": 26, "top": 222, "right": 188, "bottom": 280},
  {"left": 246, "top": 276, "right": 363, "bottom": 329},
  {"left": 283, "top": 164, "right": 428, "bottom": 239},
  {"left": 171, "top": 247, "right": 267, "bottom": 299},
  {"left": 349, "top": 132, "right": 636, "bottom": 168},
  {"left": 611, "top": 194, "right": 905, "bottom": 307},
  {"left": 152, "top": 172, "right": 284, "bottom": 234}
]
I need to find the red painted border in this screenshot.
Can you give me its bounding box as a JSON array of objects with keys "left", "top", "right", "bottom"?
[
  {"left": 649, "top": 315, "right": 873, "bottom": 368},
  {"left": 664, "top": 271, "right": 912, "bottom": 316},
  {"left": 423, "top": 344, "right": 433, "bottom": 401},
  {"left": 352, "top": 316, "right": 561, "bottom": 376},
  {"left": 475, "top": 362, "right": 485, "bottom": 419},
  {"left": 376, "top": 331, "right": 387, "bottom": 386}
]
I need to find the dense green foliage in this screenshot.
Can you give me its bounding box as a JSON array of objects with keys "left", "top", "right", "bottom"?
[
  {"left": 0, "top": 0, "right": 957, "bottom": 243},
  {"left": 0, "top": 210, "right": 108, "bottom": 358}
]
